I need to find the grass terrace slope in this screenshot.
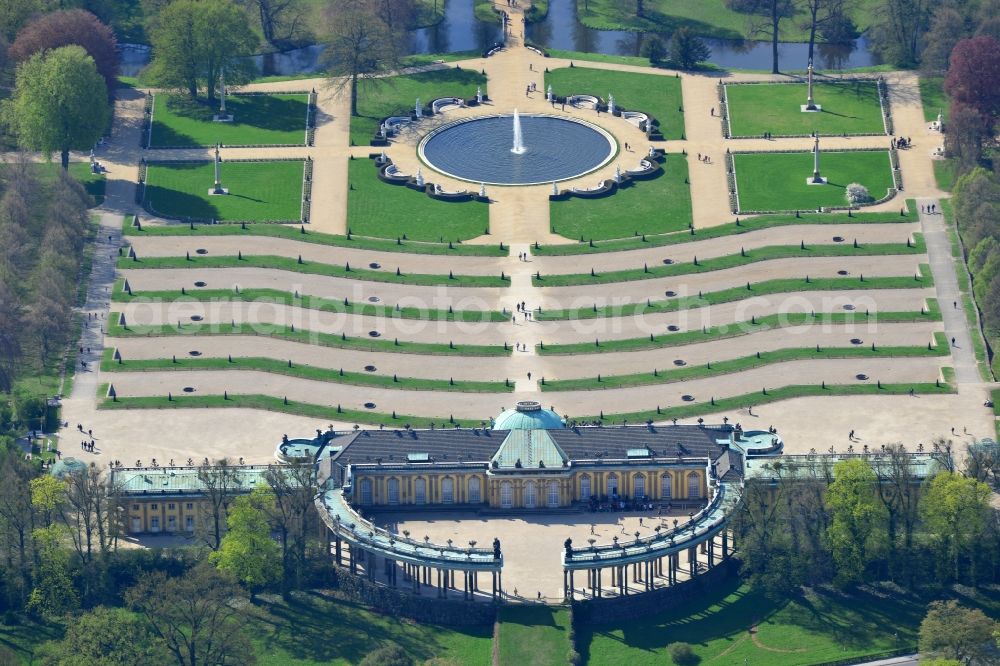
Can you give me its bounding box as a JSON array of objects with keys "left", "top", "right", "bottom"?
[
  {"left": 150, "top": 94, "right": 309, "bottom": 147},
  {"left": 350, "top": 69, "right": 487, "bottom": 146},
  {"left": 734, "top": 151, "right": 895, "bottom": 212},
  {"left": 347, "top": 159, "right": 489, "bottom": 241},
  {"left": 533, "top": 208, "right": 916, "bottom": 255},
  {"left": 143, "top": 161, "right": 304, "bottom": 222},
  {"left": 119, "top": 254, "right": 509, "bottom": 287},
  {"left": 544, "top": 66, "right": 685, "bottom": 139},
  {"left": 725, "top": 81, "right": 885, "bottom": 137},
  {"left": 122, "top": 217, "right": 505, "bottom": 256},
  {"left": 550, "top": 154, "right": 691, "bottom": 240}
]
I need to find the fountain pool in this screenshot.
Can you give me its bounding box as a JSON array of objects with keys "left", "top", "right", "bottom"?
[{"left": 418, "top": 114, "right": 616, "bottom": 186}]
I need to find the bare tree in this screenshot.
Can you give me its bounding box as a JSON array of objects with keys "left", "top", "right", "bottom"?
[
  {"left": 264, "top": 462, "right": 316, "bottom": 592},
  {"left": 196, "top": 459, "right": 241, "bottom": 550},
  {"left": 242, "top": 0, "right": 308, "bottom": 47},
  {"left": 798, "top": 0, "right": 853, "bottom": 63},
  {"left": 323, "top": 0, "right": 402, "bottom": 117}
]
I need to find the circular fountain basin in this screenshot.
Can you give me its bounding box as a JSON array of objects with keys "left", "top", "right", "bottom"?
[{"left": 418, "top": 114, "right": 617, "bottom": 186}]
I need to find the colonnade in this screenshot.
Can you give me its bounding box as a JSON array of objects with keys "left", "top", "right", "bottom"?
[
  {"left": 563, "top": 529, "right": 733, "bottom": 600},
  {"left": 330, "top": 528, "right": 502, "bottom": 601}
]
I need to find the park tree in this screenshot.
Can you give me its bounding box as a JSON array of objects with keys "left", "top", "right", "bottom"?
[
  {"left": 868, "top": 0, "right": 932, "bottom": 67},
  {"left": 9, "top": 10, "right": 119, "bottom": 101},
  {"left": 945, "top": 35, "right": 1000, "bottom": 131},
  {"left": 210, "top": 489, "right": 282, "bottom": 599},
  {"left": 797, "top": 0, "right": 854, "bottom": 64},
  {"left": 921, "top": 472, "right": 992, "bottom": 583},
  {"left": 323, "top": 0, "right": 403, "bottom": 117},
  {"left": 0, "top": 453, "right": 36, "bottom": 607},
  {"left": 945, "top": 102, "right": 990, "bottom": 168},
  {"left": 7, "top": 45, "right": 110, "bottom": 169},
  {"left": 919, "top": 7, "right": 967, "bottom": 74},
  {"left": 919, "top": 600, "right": 998, "bottom": 664},
  {"left": 264, "top": 463, "right": 317, "bottom": 592},
  {"left": 242, "top": 0, "right": 308, "bottom": 47},
  {"left": 825, "top": 458, "right": 886, "bottom": 585},
  {"left": 35, "top": 606, "right": 169, "bottom": 666},
  {"left": 147, "top": 0, "right": 257, "bottom": 105},
  {"left": 0, "top": 0, "right": 45, "bottom": 41},
  {"left": 871, "top": 445, "right": 922, "bottom": 583},
  {"left": 0, "top": 282, "right": 21, "bottom": 393},
  {"left": 669, "top": 28, "right": 711, "bottom": 69},
  {"left": 359, "top": 644, "right": 413, "bottom": 666},
  {"left": 126, "top": 563, "right": 256, "bottom": 666},
  {"left": 725, "top": 0, "right": 798, "bottom": 73},
  {"left": 196, "top": 458, "right": 241, "bottom": 550},
  {"left": 27, "top": 525, "right": 79, "bottom": 619}
]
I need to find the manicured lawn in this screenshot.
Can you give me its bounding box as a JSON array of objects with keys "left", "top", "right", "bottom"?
[
  {"left": 0, "top": 614, "right": 64, "bottom": 664},
  {"left": 143, "top": 161, "right": 303, "bottom": 222},
  {"left": 122, "top": 216, "right": 505, "bottom": 256},
  {"left": 102, "top": 351, "right": 512, "bottom": 393},
  {"left": 249, "top": 592, "right": 493, "bottom": 666},
  {"left": 150, "top": 94, "right": 309, "bottom": 147},
  {"left": 550, "top": 155, "right": 690, "bottom": 240},
  {"left": 726, "top": 81, "right": 885, "bottom": 137},
  {"left": 534, "top": 207, "right": 915, "bottom": 255},
  {"left": 541, "top": 336, "right": 945, "bottom": 391},
  {"left": 497, "top": 606, "right": 571, "bottom": 666},
  {"left": 733, "top": 151, "right": 896, "bottom": 212},
  {"left": 350, "top": 68, "right": 487, "bottom": 146},
  {"left": 545, "top": 50, "right": 656, "bottom": 68},
  {"left": 545, "top": 67, "right": 684, "bottom": 139},
  {"left": 107, "top": 316, "right": 509, "bottom": 357},
  {"left": 121, "top": 254, "right": 508, "bottom": 287},
  {"left": 533, "top": 239, "right": 923, "bottom": 286},
  {"left": 579, "top": 579, "right": 928, "bottom": 665},
  {"left": 577, "top": 0, "right": 879, "bottom": 42},
  {"left": 101, "top": 390, "right": 490, "bottom": 429},
  {"left": 346, "top": 159, "right": 489, "bottom": 241},
  {"left": 934, "top": 159, "right": 957, "bottom": 192},
  {"left": 919, "top": 76, "right": 948, "bottom": 122},
  {"left": 113, "top": 282, "right": 507, "bottom": 322}
]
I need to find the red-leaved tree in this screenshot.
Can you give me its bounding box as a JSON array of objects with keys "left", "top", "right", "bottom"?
[
  {"left": 9, "top": 10, "right": 118, "bottom": 101},
  {"left": 944, "top": 35, "right": 1000, "bottom": 131}
]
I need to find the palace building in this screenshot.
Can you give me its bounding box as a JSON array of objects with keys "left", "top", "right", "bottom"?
[{"left": 321, "top": 402, "right": 747, "bottom": 511}]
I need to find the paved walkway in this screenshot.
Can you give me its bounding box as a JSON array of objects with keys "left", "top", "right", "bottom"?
[{"left": 917, "top": 198, "right": 981, "bottom": 385}]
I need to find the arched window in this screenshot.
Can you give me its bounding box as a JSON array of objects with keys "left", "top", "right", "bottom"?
[
  {"left": 687, "top": 472, "right": 701, "bottom": 499},
  {"left": 634, "top": 474, "right": 646, "bottom": 499},
  {"left": 580, "top": 475, "right": 591, "bottom": 501},
  {"left": 607, "top": 473, "right": 619, "bottom": 497},
  {"left": 414, "top": 478, "right": 427, "bottom": 504},
  {"left": 661, "top": 474, "right": 672, "bottom": 500},
  {"left": 469, "top": 477, "right": 482, "bottom": 503},
  {"left": 387, "top": 478, "right": 400, "bottom": 505},
  {"left": 547, "top": 481, "right": 560, "bottom": 507},
  {"left": 524, "top": 481, "right": 537, "bottom": 508},
  {"left": 441, "top": 477, "right": 454, "bottom": 504},
  {"left": 500, "top": 481, "right": 513, "bottom": 508},
  {"left": 360, "top": 478, "right": 373, "bottom": 505}
]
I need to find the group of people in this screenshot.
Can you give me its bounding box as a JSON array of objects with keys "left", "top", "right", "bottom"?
[
  {"left": 588, "top": 495, "right": 658, "bottom": 513},
  {"left": 891, "top": 136, "right": 912, "bottom": 149},
  {"left": 696, "top": 152, "right": 713, "bottom": 164},
  {"left": 920, "top": 203, "right": 938, "bottom": 214}
]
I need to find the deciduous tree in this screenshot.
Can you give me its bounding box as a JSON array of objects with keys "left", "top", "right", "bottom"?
[
  {"left": 210, "top": 489, "right": 281, "bottom": 599},
  {"left": 919, "top": 600, "right": 997, "bottom": 664},
  {"left": 669, "top": 28, "right": 711, "bottom": 69},
  {"left": 7, "top": 45, "right": 110, "bottom": 169},
  {"left": 36, "top": 606, "right": 169, "bottom": 666},
  {"left": 825, "top": 458, "right": 886, "bottom": 585},
  {"left": 945, "top": 35, "right": 1000, "bottom": 131},
  {"left": 920, "top": 472, "right": 992, "bottom": 583},
  {"left": 323, "top": 0, "right": 402, "bottom": 117},
  {"left": 126, "top": 563, "right": 256, "bottom": 666},
  {"left": 147, "top": 0, "right": 256, "bottom": 104},
  {"left": 9, "top": 10, "right": 119, "bottom": 101}
]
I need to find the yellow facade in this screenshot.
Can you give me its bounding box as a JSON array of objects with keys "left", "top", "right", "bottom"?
[
  {"left": 352, "top": 468, "right": 707, "bottom": 509},
  {"left": 126, "top": 497, "right": 203, "bottom": 534}
]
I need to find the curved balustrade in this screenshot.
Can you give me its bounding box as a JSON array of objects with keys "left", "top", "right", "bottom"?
[
  {"left": 317, "top": 486, "right": 502, "bottom": 572},
  {"left": 562, "top": 480, "right": 741, "bottom": 570}
]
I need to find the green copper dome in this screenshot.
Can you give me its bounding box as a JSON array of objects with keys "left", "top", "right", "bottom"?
[{"left": 493, "top": 401, "right": 565, "bottom": 430}]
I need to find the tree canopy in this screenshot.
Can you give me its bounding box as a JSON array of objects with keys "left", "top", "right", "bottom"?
[
  {"left": 9, "top": 10, "right": 118, "bottom": 101},
  {"left": 7, "top": 45, "right": 110, "bottom": 168},
  {"left": 945, "top": 35, "right": 1000, "bottom": 131},
  {"left": 147, "top": 0, "right": 256, "bottom": 104},
  {"left": 918, "top": 600, "right": 998, "bottom": 664}
]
